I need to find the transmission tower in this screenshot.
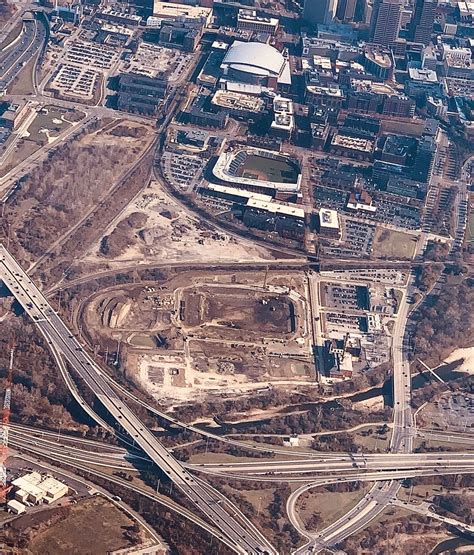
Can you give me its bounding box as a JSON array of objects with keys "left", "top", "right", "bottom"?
[{"left": 0, "top": 347, "right": 14, "bottom": 504}]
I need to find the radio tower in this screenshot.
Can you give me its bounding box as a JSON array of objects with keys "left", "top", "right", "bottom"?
[{"left": 0, "top": 347, "right": 14, "bottom": 504}]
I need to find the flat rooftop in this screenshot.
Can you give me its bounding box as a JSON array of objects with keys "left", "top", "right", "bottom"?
[
  {"left": 237, "top": 9, "right": 278, "bottom": 26},
  {"left": 212, "top": 90, "right": 266, "bottom": 112},
  {"left": 153, "top": 1, "right": 212, "bottom": 21},
  {"left": 331, "top": 133, "right": 373, "bottom": 152},
  {"left": 247, "top": 197, "right": 305, "bottom": 218},
  {"left": 206, "top": 183, "right": 273, "bottom": 202},
  {"left": 319, "top": 208, "right": 339, "bottom": 229},
  {"left": 408, "top": 67, "right": 438, "bottom": 82}
]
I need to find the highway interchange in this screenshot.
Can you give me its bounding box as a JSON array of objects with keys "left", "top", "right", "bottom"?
[
  {"left": 0, "top": 243, "right": 473, "bottom": 553},
  {"left": 0, "top": 14, "right": 471, "bottom": 548},
  {"left": 0, "top": 245, "right": 276, "bottom": 555}
]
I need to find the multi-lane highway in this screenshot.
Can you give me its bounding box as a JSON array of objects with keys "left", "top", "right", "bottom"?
[
  {"left": 10, "top": 422, "right": 474, "bottom": 481},
  {"left": 192, "top": 453, "right": 474, "bottom": 478},
  {"left": 291, "top": 273, "right": 417, "bottom": 552},
  {"left": 0, "top": 13, "right": 46, "bottom": 92},
  {"left": 0, "top": 245, "right": 276, "bottom": 555}
]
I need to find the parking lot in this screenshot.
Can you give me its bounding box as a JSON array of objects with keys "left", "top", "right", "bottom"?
[
  {"left": 161, "top": 151, "right": 206, "bottom": 190},
  {"left": 422, "top": 392, "right": 474, "bottom": 432},
  {"left": 343, "top": 219, "right": 375, "bottom": 255},
  {"left": 322, "top": 282, "right": 370, "bottom": 311},
  {"left": 324, "top": 311, "right": 368, "bottom": 333},
  {"left": 321, "top": 268, "right": 408, "bottom": 285},
  {"left": 64, "top": 39, "right": 119, "bottom": 69},
  {"left": 49, "top": 63, "right": 100, "bottom": 101}
]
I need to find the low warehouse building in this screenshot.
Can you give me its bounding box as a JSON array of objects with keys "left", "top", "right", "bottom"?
[
  {"left": 11, "top": 472, "right": 68, "bottom": 505},
  {"left": 7, "top": 499, "right": 26, "bottom": 515}
]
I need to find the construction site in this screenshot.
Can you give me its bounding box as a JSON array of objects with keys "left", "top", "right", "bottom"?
[{"left": 79, "top": 268, "right": 314, "bottom": 404}]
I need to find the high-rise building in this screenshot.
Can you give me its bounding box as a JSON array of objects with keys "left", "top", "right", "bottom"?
[
  {"left": 304, "top": 0, "right": 339, "bottom": 25},
  {"left": 370, "top": 0, "right": 402, "bottom": 46},
  {"left": 336, "top": 0, "right": 357, "bottom": 21},
  {"left": 128, "top": 0, "right": 154, "bottom": 17},
  {"left": 409, "top": 0, "right": 437, "bottom": 45}
]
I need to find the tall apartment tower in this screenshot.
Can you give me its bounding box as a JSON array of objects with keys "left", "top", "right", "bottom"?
[
  {"left": 304, "top": 0, "right": 339, "bottom": 25},
  {"left": 409, "top": 0, "right": 437, "bottom": 45},
  {"left": 370, "top": 0, "right": 402, "bottom": 46}
]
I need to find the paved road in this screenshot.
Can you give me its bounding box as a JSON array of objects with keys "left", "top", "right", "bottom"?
[
  {"left": 0, "top": 245, "right": 276, "bottom": 555},
  {"left": 290, "top": 272, "right": 416, "bottom": 552},
  {"left": 193, "top": 453, "right": 474, "bottom": 477},
  {"left": 391, "top": 498, "right": 474, "bottom": 535},
  {"left": 0, "top": 14, "right": 46, "bottom": 92},
  {"left": 15, "top": 450, "right": 228, "bottom": 553}
]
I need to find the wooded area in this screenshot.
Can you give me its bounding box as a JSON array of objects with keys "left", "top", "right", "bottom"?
[{"left": 413, "top": 276, "right": 474, "bottom": 365}]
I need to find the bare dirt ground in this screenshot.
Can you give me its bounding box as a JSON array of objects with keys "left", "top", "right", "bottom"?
[
  {"left": 78, "top": 269, "right": 314, "bottom": 405},
  {"left": 10, "top": 497, "right": 148, "bottom": 555},
  {"left": 1, "top": 119, "right": 155, "bottom": 278},
  {"left": 372, "top": 228, "right": 417, "bottom": 260},
  {"left": 82, "top": 178, "right": 274, "bottom": 270},
  {"left": 443, "top": 347, "right": 474, "bottom": 374}
]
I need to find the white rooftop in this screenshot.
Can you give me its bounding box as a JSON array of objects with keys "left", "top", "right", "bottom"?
[
  {"left": 207, "top": 183, "right": 273, "bottom": 202},
  {"left": 7, "top": 499, "right": 26, "bottom": 513},
  {"left": 222, "top": 41, "right": 285, "bottom": 77},
  {"left": 319, "top": 208, "right": 339, "bottom": 229},
  {"left": 247, "top": 198, "right": 305, "bottom": 218}
]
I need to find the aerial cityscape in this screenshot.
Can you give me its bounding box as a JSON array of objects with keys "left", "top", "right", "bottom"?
[{"left": 0, "top": 0, "right": 472, "bottom": 552}]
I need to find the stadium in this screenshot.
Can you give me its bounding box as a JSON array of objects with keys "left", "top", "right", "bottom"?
[
  {"left": 220, "top": 41, "right": 291, "bottom": 90},
  {"left": 212, "top": 146, "right": 301, "bottom": 196}
]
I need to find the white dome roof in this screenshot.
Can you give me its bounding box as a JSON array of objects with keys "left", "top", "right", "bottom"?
[{"left": 222, "top": 41, "right": 285, "bottom": 77}]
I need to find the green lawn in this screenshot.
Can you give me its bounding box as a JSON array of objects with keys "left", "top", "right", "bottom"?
[{"left": 372, "top": 228, "right": 417, "bottom": 259}]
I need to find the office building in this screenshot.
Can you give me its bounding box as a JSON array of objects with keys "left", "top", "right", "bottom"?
[
  {"left": 411, "top": 136, "right": 434, "bottom": 182},
  {"left": 12, "top": 472, "right": 68, "bottom": 505},
  {"left": 405, "top": 67, "right": 443, "bottom": 97},
  {"left": 370, "top": 0, "right": 402, "bottom": 46},
  {"left": 128, "top": 0, "right": 154, "bottom": 17},
  {"left": 237, "top": 10, "right": 279, "bottom": 34},
  {"left": 363, "top": 47, "right": 393, "bottom": 79},
  {"left": 182, "top": 89, "right": 228, "bottom": 129},
  {"left": 382, "top": 94, "right": 416, "bottom": 117},
  {"left": 336, "top": 0, "right": 357, "bottom": 21},
  {"left": 318, "top": 208, "right": 341, "bottom": 237},
  {"left": 303, "top": 0, "right": 339, "bottom": 25},
  {"left": 409, "top": 0, "right": 437, "bottom": 46},
  {"left": 118, "top": 73, "right": 169, "bottom": 116},
  {"left": 153, "top": 2, "right": 213, "bottom": 26}
]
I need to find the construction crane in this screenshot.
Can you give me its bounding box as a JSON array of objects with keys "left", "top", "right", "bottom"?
[{"left": 0, "top": 347, "right": 13, "bottom": 504}]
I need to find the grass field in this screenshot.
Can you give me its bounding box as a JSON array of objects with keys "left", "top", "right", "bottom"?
[
  {"left": 27, "top": 497, "right": 139, "bottom": 555},
  {"left": 0, "top": 21, "right": 21, "bottom": 51},
  {"left": 372, "top": 228, "right": 417, "bottom": 259},
  {"left": 467, "top": 210, "right": 474, "bottom": 243},
  {"left": 239, "top": 154, "right": 299, "bottom": 184},
  {"left": 26, "top": 106, "right": 85, "bottom": 144},
  {"left": 297, "top": 483, "right": 373, "bottom": 531}
]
